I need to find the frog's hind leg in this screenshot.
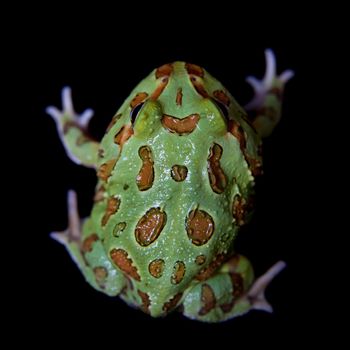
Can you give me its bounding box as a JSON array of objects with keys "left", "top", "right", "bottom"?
[
  {"left": 46, "top": 87, "right": 100, "bottom": 168},
  {"left": 181, "top": 254, "right": 286, "bottom": 322},
  {"left": 245, "top": 49, "right": 294, "bottom": 138},
  {"left": 51, "top": 190, "right": 125, "bottom": 296}
]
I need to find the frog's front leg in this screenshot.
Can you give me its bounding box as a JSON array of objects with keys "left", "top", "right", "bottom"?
[
  {"left": 46, "top": 87, "right": 100, "bottom": 168},
  {"left": 181, "top": 255, "right": 286, "bottom": 322},
  {"left": 245, "top": 49, "right": 294, "bottom": 138},
  {"left": 51, "top": 190, "right": 125, "bottom": 295}
]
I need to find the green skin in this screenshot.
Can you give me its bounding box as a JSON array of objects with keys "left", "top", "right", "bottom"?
[{"left": 47, "top": 52, "right": 293, "bottom": 322}]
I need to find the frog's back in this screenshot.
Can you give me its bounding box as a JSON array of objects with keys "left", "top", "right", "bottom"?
[{"left": 92, "top": 62, "right": 262, "bottom": 316}]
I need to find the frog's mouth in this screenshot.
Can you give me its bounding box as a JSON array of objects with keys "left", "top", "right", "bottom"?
[{"left": 161, "top": 113, "right": 200, "bottom": 135}]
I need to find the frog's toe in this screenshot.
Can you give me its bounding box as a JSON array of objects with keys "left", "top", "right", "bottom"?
[
  {"left": 247, "top": 260, "right": 286, "bottom": 312},
  {"left": 245, "top": 49, "right": 294, "bottom": 111},
  {"left": 51, "top": 190, "right": 82, "bottom": 245}
]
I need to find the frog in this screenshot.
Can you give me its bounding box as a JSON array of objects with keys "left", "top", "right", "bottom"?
[{"left": 47, "top": 49, "right": 293, "bottom": 322}]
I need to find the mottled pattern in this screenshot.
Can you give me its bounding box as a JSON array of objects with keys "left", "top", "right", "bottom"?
[
  {"left": 101, "top": 197, "right": 120, "bottom": 226},
  {"left": 162, "top": 293, "right": 183, "bottom": 312},
  {"left": 82, "top": 234, "right": 99, "bottom": 253}
]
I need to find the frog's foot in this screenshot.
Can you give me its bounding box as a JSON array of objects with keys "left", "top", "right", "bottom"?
[
  {"left": 245, "top": 49, "right": 294, "bottom": 137},
  {"left": 51, "top": 190, "right": 125, "bottom": 295},
  {"left": 181, "top": 255, "right": 286, "bottom": 322},
  {"left": 246, "top": 260, "right": 286, "bottom": 312},
  {"left": 46, "top": 87, "right": 99, "bottom": 168},
  {"left": 51, "top": 190, "right": 81, "bottom": 246}
]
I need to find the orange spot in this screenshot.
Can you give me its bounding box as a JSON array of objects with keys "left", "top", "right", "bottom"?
[
  {"left": 199, "top": 284, "right": 216, "bottom": 316},
  {"left": 176, "top": 88, "right": 183, "bottom": 106},
  {"left": 82, "top": 233, "right": 99, "bottom": 253},
  {"left": 232, "top": 194, "right": 254, "bottom": 226},
  {"left": 171, "top": 261, "right": 186, "bottom": 285},
  {"left": 195, "top": 254, "right": 226, "bottom": 281},
  {"left": 161, "top": 114, "right": 200, "bottom": 135},
  {"left": 185, "top": 63, "right": 204, "bottom": 77},
  {"left": 195, "top": 255, "right": 206, "bottom": 265},
  {"left": 114, "top": 125, "right": 134, "bottom": 147},
  {"left": 101, "top": 197, "right": 120, "bottom": 226},
  {"left": 110, "top": 248, "right": 141, "bottom": 281},
  {"left": 207, "top": 143, "right": 227, "bottom": 194},
  {"left": 97, "top": 159, "right": 117, "bottom": 182},
  {"left": 137, "top": 146, "right": 154, "bottom": 191},
  {"left": 130, "top": 92, "right": 148, "bottom": 108},
  {"left": 171, "top": 165, "right": 188, "bottom": 182},
  {"left": 155, "top": 63, "right": 173, "bottom": 79},
  {"left": 162, "top": 293, "right": 183, "bottom": 313},
  {"left": 186, "top": 209, "right": 214, "bottom": 246},
  {"left": 135, "top": 208, "right": 167, "bottom": 247},
  {"left": 138, "top": 290, "right": 151, "bottom": 314},
  {"left": 149, "top": 259, "right": 165, "bottom": 278},
  {"left": 213, "top": 90, "right": 230, "bottom": 107},
  {"left": 106, "top": 113, "right": 122, "bottom": 133}
]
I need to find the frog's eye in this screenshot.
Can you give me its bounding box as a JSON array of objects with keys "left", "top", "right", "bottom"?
[
  {"left": 130, "top": 102, "right": 145, "bottom": 124},
  {"left": 213, "top": 99, "right": 229, "bottom": 120}
]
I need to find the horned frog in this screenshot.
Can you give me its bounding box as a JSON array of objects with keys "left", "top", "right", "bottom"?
[{"left": 47, "top": 50, "right": 293, "bottom": 322}]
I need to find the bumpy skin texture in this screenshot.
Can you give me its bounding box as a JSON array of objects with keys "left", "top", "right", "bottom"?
[{"left": 47, "top": 52, "right": 293, "bottom": 322}]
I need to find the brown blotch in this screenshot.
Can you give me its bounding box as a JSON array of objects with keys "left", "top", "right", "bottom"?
[
  {"left": 149, "top": 259, "right": 165, "bottom": 278},
  {"left": 199, "top": 284, "right": 216, "bottom": 316},
  {"left": 155, "top": 63, "right": 173, "bottom": 79},
  {"left": 171, "top": 261, "right": 186, "bottom": 285},
  {"left": 130, "top": 92, "right": 148, "bottom": 108},
  {"left": 185, "top": 63, "right": 204, "bottom": 77},
  {"left": 110, "top": 248, "right": 141, "bottom": 281},
  {"left": 220, "top": 272, "right": 244, "bottom": 313},
  {"left": 101, "top": 197, "right": 120, "bottom": 226},
  {"left": 228, "top": 121, "right": 247, "bottom": 150},
  {"left": 162, "top": 292, "right": 183, "bottom": 312},
  {"left": 82, "top": 233, "right": 99, "bottom": 253},
  {"left": 114, "top": 124, "right": 134, "bottom": 147},
  {"left": 190, "top": 77, "right": 209, "bottom": 98},
  {"left": 106, "top": 113, "right": 122, "bottom": 133},
  {"left": 151, "top": 77, "right": 169, "bottom": 100},
  {"left": 161, "top": 114, "right": 200, "bottom": 135},
  {"left": 94, "top": 185, "right": 105, "bottom": 202},
  {"left": 135, "top": 208, "right": 167, "bottom": 247},
  {"left": 195, "top": 254, "right": 226, "bottom": 281},
  {"left": 171, "top": 165, "right": 188, "bottom": 182},
  {"left": 138, "top": 290, "right": 151, "bottom": 314},
  {"left": 195, "top": 255, "right": 206, "bottom": 265},
  {"left": 213, "top": 90, "right": 230, "bottom": 107},
  {"left": 176, "top": 88, "right": 183, "bottom": 106},
  {"left": 136, "top": 146, "right": 154, "bottom": 191},
  {"left": 76, "top": 134, "right": 91, "bottom": 146},
  {"left": 63, "top": 121, "right": 81, "bottom": 134},
  {"left": 186, "top": 209, "right": 214, "bottom": 246},
  {"left": 113, "top": 222, "right": 127, "bottom": 237},
  {"left": 97, "top": 159, "right": 117, "bottom": 182},
  {"left": 207, "top": 143, "right": 227, "bottom": 194},
  {"left": 232, "top": 194, "right": 254, "bottom": 226},
  {"left": 93, "top": 266, "right": 108, "bottom": 287},
  {"left": 246, "top": 155, "right": 263, "bottom": 177}
]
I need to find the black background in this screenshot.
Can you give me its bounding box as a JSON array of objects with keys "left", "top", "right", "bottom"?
[{"left": 12, "top": 6, "right": 328, "bottom": 347}]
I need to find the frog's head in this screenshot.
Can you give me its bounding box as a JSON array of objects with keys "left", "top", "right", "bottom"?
[{"left": 116, "top": 62, "right": 251, "bottom": 140}]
